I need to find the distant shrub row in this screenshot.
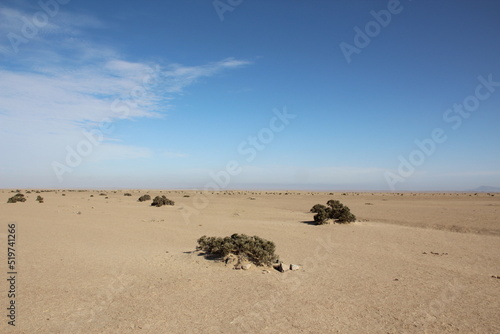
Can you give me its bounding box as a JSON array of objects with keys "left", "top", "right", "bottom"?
[
  {"left": 6, "top": 192, "right": 44, "bottom": 204},
  {"left": 136, "top": 194, "right": 175, "bottom": 207}
]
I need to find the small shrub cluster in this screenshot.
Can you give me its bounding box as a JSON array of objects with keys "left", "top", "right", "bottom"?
[
  {"left": 310, "top": 200, "right": 356, "bottom": 225},
  {"left": 138, "top": 194, "right": 151, "bottom": 202},
  {"left": 36, "top": 195, "right": 44, "bottom": 203},
  {"left": 151, "top": 195, "right": 175, "bottom": 207},
  {"left": 124, "top": 193, "right": 132, "bottom": 196},
  {"left": 7, "top": 193, "right": 26, "bottom": 203},
  {"left": 197, "top": 233, "right": 278, "bottom": 266}
]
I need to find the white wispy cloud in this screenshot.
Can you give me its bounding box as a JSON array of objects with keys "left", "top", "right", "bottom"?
[
  {"left": 0, "top": 3, "right": 103, "bottom": 57},
  {"left": 0, "top": 4, "right": 251, "bottom": 185},
  {"left": 161, "top": 58, "right": 252, "bottom": 93},
  {"left": 0, "top": 56, "right": 250, "bottom": 135}
]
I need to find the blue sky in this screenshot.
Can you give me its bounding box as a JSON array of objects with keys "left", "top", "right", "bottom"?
[{"left": 0, "top": 0, "right": 499, "bottom": 191}]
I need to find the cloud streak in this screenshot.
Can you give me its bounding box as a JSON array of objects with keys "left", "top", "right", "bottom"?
[
  {"left": 161, "top": 58, "right": 252, "bottom": 93},
  {"left": 0, "top": 4, "right": 251, "bottom": 186}
]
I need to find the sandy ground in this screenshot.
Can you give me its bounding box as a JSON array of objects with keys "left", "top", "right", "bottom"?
[{"left": 0, "top": 189, "right": 499, "bottom": 333}]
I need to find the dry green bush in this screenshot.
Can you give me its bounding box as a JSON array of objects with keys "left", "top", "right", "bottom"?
[
  {"left": 197, "top": 233, "right": 278, "bottom": 266},
  {"left": 7, "top": 193, "right": 26, "bottom": 203},
  {"left": 151, "top": 195, "right": 174, "bottom": 207},
  {"left": 138, "top": 194, "right": 151, "bottom": 202},
  {"left": 310, "top": 200, "right": 356, "bottom": 224}
]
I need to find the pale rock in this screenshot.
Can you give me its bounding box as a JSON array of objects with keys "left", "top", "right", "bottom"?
[{"left": 273, "top": 262, "right": 288, "bottom": 273}]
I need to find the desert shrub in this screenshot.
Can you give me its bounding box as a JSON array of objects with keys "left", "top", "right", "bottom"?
[
  {"left": 312, "top": 206, "right": 330, "bottom": 225},
  {"left": 151, "top": 195, "right": 174, "bottom": 207},
  {"left": 310, "top": 200, "right": 356, "bottom": 225},
  {"left": 326, "top": 200, "right": 356, "bottom": 223},
  {"left": 7, "top": 193, "right": 26, "bottom": 203},
  {"left": 124, "top": 193, "right": 132, "bottom": 196},
  {"left": 310, "top": 204, "right": 327, "bottom": 213},
  {"left": 197, "top": 233, "right": 278, "bottom": 266},
  {"left": 36, "top": 195, "right": 44, "bottom": 203},
  {"left": 138, "top": 194, "right": 151, "bottom": 202}
]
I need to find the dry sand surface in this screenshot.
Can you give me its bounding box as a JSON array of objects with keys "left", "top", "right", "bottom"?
[{"left": 1, "top": 189, "right": 499, "bottom": 333}]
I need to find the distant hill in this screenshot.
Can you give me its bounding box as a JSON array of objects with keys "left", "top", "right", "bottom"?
[{"left": 468, "top": 186, "right": 500, "bottom": 192}]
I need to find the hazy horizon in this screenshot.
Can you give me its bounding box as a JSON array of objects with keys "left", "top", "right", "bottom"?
[{"left": 1, "top": 184, "right": 499, "bottom": 193}]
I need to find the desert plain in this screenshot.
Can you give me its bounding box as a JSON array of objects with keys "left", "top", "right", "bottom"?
[{"left": 0, "top": 189, "right": 499, "bottom": 333}]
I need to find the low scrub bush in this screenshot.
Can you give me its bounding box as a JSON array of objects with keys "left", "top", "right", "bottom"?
[
  {"left": 36, "top": 195, "right": 44, "bottom": 203},
  {"left": 151, "top": 195, "right": 174, "bottom": 207},
  {"left": 310, "top": 200, "right": 356, "bottom": 224},
  {"left": 197, "top": 233, "right": 278, "bottom": 266},
  {"left": 7, "top": 193, "right": 26, "bottom": 203},
  {"left": 138, "top": 194, "right": 151, "bottom": 202},
  {"left": 124, "top": 193, "right": 132, "bottom": 196}
]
